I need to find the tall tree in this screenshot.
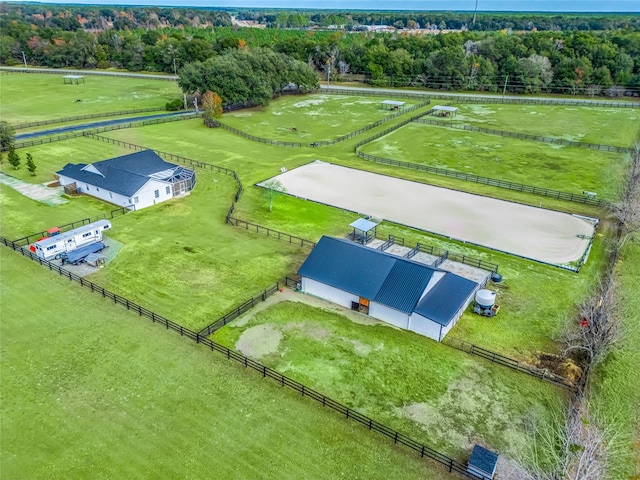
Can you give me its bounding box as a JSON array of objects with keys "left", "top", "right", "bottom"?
[
  {"left": 7, "top": 147, "right": 20, "bottom": 170},
  {"left": 26, "top": 153, "right": 37, "bottom": 176},
  {"left": 0, "top": 121, "right": 15, "bottom": 151}
]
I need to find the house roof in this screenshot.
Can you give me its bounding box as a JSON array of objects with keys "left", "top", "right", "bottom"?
[
  {"left": 414, "top": 273, "right": 477, "bottom": 326},
  {"left": 298, "top": 236, "right": 438, "bottom": 314},
  {"left": 56, "top": 150, "right": 179, "bottom": 198},
  {"left": 468, "top": 445, "right": 499, "bottom": 476},
  {"left": 299, "top": 236, "right": 478, "bottom": 323}
]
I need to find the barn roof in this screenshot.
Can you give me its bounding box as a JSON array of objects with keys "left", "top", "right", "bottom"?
[
  {"left": 57, "top": 150, "right": 183, "bottom": 198},
  {"left": 414, "top": 273, "right": 477, "bottom": 325},
  {"left": 298, "top": 236, "right": 438, "bottom": 314},
  {"left": 299, "top": 236, "right": 479, "bottom": 322}
]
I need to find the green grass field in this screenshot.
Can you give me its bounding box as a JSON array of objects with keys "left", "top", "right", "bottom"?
[
  {"left": 0, "top": 74, "right": 181, "bottom": 123},
  {"left": 213, "top": 300, "right": 566, "bottom": 464},
  {"left": 359, "top": 122, "right": 629, "bottom": 200},
  {"left": 221, "top": 94, "right": 418, "bottom": 141},
  {"left": 440, "top": 104, "right": 640, "bottom": 147},
  {"left": 0, "top": 248, "right": 455, "bottom": 480}
]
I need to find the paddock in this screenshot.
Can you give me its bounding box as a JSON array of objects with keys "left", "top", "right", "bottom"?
[{"left": 262, "top": 161, "right": 597, "bottom": 267}]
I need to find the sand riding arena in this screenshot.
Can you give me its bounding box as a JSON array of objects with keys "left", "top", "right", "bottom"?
[{"left": 262, "top": 161, "right": 598, "bottom": 268}]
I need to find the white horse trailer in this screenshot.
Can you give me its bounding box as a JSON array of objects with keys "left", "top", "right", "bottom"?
[{"left": 33, "top": 220, "right": 111, "bottom": 261}]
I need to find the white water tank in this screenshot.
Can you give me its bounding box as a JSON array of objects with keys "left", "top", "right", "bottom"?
[{"left": 475, "top": 290, "right": 496, "bottom": 308}]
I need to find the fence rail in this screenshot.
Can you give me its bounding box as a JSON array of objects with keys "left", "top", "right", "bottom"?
[
  {"left": 0, "top": 236, "right": 485, "bottom": 480},
  {"left": 356, "top": 150, "right": 609, "bottom": 208},
  {"left": 442, "top": 337, "right": 576, "bottom": 390},
  {"left": 13, "top": 107, "right": 165, "bottom": 130},
  {"left": 415, "top": 118, "right": 632, "bottom": 154},
  {"left": 198, "top": 281, "right": 283, "bottom": 337},
  {"left": 227, "top": 216, "right": 317, "bottom": 249},
  {"left": 429, "top": 94, "right": 640, "bottom": 108},
  {"left": 0, "top": 66, "right": 177, "bottom": 81},
  {"left": 11, "top": 207, "right": 130, "bottom": 246},
  {"left": 211, "top": 99, "right": 431, "bottom": 148}
]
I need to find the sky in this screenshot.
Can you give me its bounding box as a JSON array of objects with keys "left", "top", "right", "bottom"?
[{"left": 13, "top": 1, "right": 640, "bottom": 13}]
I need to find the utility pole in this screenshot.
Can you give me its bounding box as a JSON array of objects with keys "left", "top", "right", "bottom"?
[
  {"left": 21, "top": 51, "right": 27, "bottom": 68},
  {"left": 173, "top": 57, "right": 177, "bottom": 77},
  {"left": 472, "top": 0, "right": 479, "bottom": 25},
  {"left": 502, "top": 75, "right": 509, "bottom": 103},
  {"left": 327, "top": 65, "right": 331, "bottom": 87}
]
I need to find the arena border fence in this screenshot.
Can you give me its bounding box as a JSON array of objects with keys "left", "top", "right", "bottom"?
[{"left": 12, "top": 107, "right": 167, "bottom": 130}]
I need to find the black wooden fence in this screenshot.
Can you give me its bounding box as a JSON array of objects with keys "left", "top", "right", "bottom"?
[
  {"left": 442, "top": 337, "right": 576, "bottom": 390},
  {"left": 422, "top": 93, "right": 640, "bottom": 108},
  {"left": 226, "top": 216, "right": 317, "bottom": 249},
  {"left": 13, "top": 107, "right": 165, "bottom": 130},
  {"left": 415, "top": 118, "right": 632, "bottom": 154},
  {"left": 12, "top": 206, "right": 129, "bottom": 246},
  {"left": 355, "top": 150, "right": 609, "bottom": 208},
  {"left": 0, "top": 66, "right": 177, "bottom": 81},
  {"left": 211, "top": 100, "right": 432, "bottom": 148},
  {"left": 0, "top": 237, "right": 485, "bottom": 480},
  {"left": 197, "top": 281, "right": 284, "bottom": 337}
]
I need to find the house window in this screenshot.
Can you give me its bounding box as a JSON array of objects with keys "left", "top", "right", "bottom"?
[
  {"left": 134, "top": 196, "right": 139, "bottom": 204},
  {"left": 154, "top": 189, "right": 159, "bottom": 199},
  {"left": 109, "top": 192, "right": 113, "bottom": 199},
  {"left": 96, "top": 187, "right": 100, "bottom": 192},
  {"left": 85, "top": 184, "right": 90, "bottom": 191},
  {"left": 166, "top": 186, "right": 171, "bottom": 195}
]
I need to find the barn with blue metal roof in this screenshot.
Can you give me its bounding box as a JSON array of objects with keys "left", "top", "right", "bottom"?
[{"left": 298, "top": 236, "right": 480, "bottom": 341}]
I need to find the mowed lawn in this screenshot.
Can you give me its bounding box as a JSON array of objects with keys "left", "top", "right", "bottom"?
[
  {"left": 1, "top": 137, "right": 131, "bottom": 183},
  {"left": 221, "top": 94, "right": 418, "bottom": 141},
  {"left": 87, "top": 169, "right": 309, "bottom": 331},
  {"left": 214, "top": 300, "right": 567, "bottom": 465},
  {"left": 0, "top": 73, "right": 181, "bottom": 123},
  {"left": 359, "top": 122, "right": 629, "bottom": 200},
  {"left": 0, "top": 249, "right": 451, "bottom": 480},
  {"left": 439, "top": 103, "right": 640, "bottom": 147}
]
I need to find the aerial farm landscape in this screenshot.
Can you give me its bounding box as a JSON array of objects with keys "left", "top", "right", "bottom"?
[{"left": 0, "top": 3, "right": 639, "bottom": 480}]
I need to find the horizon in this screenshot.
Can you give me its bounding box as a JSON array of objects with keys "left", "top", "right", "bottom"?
[{"left": 9, "top": 0, "right": 640, "bottom": 13}]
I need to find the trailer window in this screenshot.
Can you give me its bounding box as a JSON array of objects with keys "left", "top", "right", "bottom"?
[
  {"left": 166, "top": 186, "right": 170, "bottom": 195},
  {"left": 46, "top": 245, "right": 57, "bottom": 251},
  {"left": 82, "top": 232, "right": 92, "bottom": 238},
  {"left": 154, "top": 189, "right": 159, "bottom": 199}
]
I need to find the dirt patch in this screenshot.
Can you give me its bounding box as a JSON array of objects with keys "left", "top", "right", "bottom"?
[
  {"left": 534, "top": 353, "right": 583, "bottom": 384},
  {"left": 235, "top": 324, "right": 282, "bottom": 359},
  {"left": 282, "top": 321, "right": 331, "bottom": 341}
]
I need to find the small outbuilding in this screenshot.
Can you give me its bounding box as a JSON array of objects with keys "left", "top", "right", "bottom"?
[
  {"left": 349, "top": 218, "right": 378, "bottom": 244},
  {"left": 432, "top": 105, "right": 458, "bottom": 117},
  {"left": 63, "top": 75, "right": 85, "bottom": 85},
  {"left": 381, "top": 100, "right": 405, "bottom": 111},
  {"left": 56, "top": 150, "right": 196, "bottom": 210},
  {"left": 467, "top": 445, "right": 499, "bottom": 480},
  {"left": 298, "top": 236, "right": 479, "bottom": 341}
]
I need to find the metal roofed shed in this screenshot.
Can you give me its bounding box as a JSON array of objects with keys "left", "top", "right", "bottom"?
[
  {"left": 381, "top": 100, "right": 406, "bottom": 110},
  {"left": 298, "top": 236, "right": 480, "bottom": 341},
  {"left": 467, "top": 445, "right": 498, "bottom": 479},
  {"left": 432, "top": 105, "right": 458, "bottom": 117},
  {"left": 349, "top": 218, "right": 379, "bottom": 244},
  {"left": 63, "top": 75, "right": 85, "bottom": 85}
]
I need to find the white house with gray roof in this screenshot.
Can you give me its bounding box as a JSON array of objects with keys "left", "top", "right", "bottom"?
[{"left": 56, "top": 150, "right": 196, "bottom": 210}]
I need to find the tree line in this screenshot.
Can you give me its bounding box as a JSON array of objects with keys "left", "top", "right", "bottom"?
[{"left": 1, "top": 3, "right": 639, "bottom": 97}]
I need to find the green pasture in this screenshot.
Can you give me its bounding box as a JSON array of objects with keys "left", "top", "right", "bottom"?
[
  {"left": 88, "top": 169, "right": 308, "bottom": 331},
  {"left": 222, "top": 94, "right": 418, "bottom": 141},
  {"left": 359, "top": 122, "right": 629, "bottom": 201},
  {"left": 0, "top": 248, "right": 450, "bottom": 480},
  {"left": 103, "top": 118, "right": 604, "bottom": 218},
  {"left": 590, "top": 239, "right": 640, "bottom": 479},
  {"left": 0, "top": 73, "right": 180, "bottom": 124},
  {"left": 214, "top": 300, "right": 566, "bottom": 464},
  {"left": 439, "top": 104, "right": 640, "bottom": 147},
  {"left": 1, "top": 137, "right": 130, "bottom": 183}
]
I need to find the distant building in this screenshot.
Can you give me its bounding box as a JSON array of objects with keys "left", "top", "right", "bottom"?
[
  {"left": 298, "top": 236, "right": 480, "bottom": 341},
  {"left": 57, "top": 150, "right": 195, "bottom": 210}
]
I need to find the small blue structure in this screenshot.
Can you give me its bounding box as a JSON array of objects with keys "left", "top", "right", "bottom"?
[
  {"left": 468, "top": 445, "right": 498, "bottom": 480},
  {"left": 349, "top": 218, "right": 378, "bottom": 244}
]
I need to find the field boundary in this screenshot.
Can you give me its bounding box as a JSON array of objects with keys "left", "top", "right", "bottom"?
[
  {"left": 354, "top": 149, "right": 609, "bottom": 209},
  {"left": 211, "top": 100, "right": 431, "bottom": 148},
  {"left": 415, "top": 117, "right": 632, "bottom": 154},
  {"left": 0, "top": 237, "right": 483, "bottom": 480},
  {"left": 0, "top": 66, "right": 176, "bottom": 81},
  {"left": 12, "top": 107, "right": 167, "bottom": 130}
]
